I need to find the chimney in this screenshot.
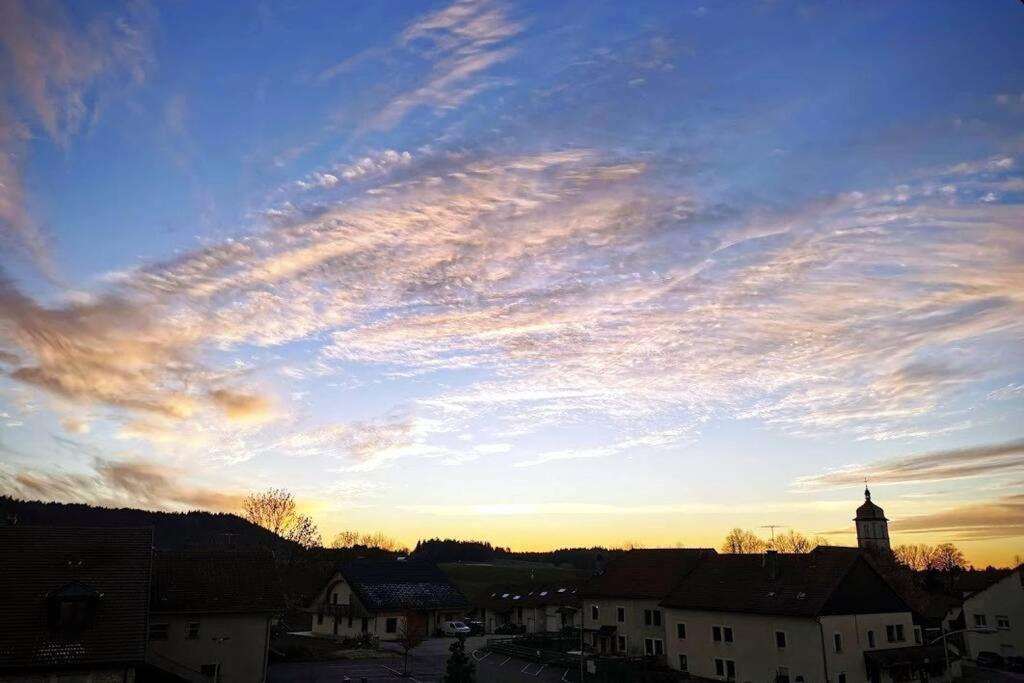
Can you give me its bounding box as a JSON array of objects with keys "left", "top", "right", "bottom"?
[{"left": 763, "top": 549, "right": 779, "bottom": 580}]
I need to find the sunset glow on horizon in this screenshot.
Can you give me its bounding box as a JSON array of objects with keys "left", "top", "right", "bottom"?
[{"left": 0, "top": 0, "right": 1022, "bottom": 567}]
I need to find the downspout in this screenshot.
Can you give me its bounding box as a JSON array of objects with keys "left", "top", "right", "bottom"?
[{"left": 817, "top": 618, "right": 830, "bottom": 683}]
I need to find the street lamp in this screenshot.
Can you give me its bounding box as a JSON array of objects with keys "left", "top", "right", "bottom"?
[{"left": 927, "top": 625, "right": 998, "bottom": 682}]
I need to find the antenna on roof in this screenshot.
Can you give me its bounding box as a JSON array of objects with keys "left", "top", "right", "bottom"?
[{"left": 761, "top": 525, "right": 781, "bottom": 547}]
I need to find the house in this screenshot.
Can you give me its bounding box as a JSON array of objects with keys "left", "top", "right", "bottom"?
[
  {"left": 660, "top": 547, "right": 942, "bottom": 683},
  {"left": 147, "top": 549, "right": 285, "bottom": 683},
  {"left": 0, "top": 526, "right": 152, "bottom": 683},
  {"left": 309, "top": 560, "right": 467, "bottom": 641},
  {"left": 472, "top": 583, "right": 581, "bottom": 634},
  {"left": 956, "top": 565, "right": 1023, "bottom": 660},
  {"left": 580, "top": 548, "right": 715, "bottom": 659}
]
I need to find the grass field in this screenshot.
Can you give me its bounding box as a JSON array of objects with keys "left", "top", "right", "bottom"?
[{"left": 439, "top": 560, "right": 586, "bottom": 600}]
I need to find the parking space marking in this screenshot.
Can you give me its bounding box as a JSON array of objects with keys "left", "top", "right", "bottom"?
[
  {"left": 561, "top": 668, "right": 571, "bottom": 682},
  {"left": 521, "top": 662, "right": 534, "bottom": 674},
  {"left": 472, "top": 649, "right": 491, "bottom": 662},
  {"left": 535, "top": 664, "right": 547, "bottom": 676},
  {"left": 500, "top": 656, "right": 512, "bottom": 666}
]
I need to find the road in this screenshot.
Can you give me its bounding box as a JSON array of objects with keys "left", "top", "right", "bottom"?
[{"left": 269, "top": 636, "right": 579, "bottom": 683}]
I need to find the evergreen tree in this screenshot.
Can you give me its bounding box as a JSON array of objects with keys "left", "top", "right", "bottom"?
[{"left": 443, "top": 637, "right": 476, "bottom": 683}]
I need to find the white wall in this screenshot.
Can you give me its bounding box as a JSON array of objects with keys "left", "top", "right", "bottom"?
[
  {"left": 963, "top": 569, "right": 1023, "bottom": 659},
  {"left": 663, "top": 608, "right": 916, "bottom": 683},
  {"left": 583, "top": 598, "right": 667, "bottom": 657},
  {"left": 147, "top": 613, "right": 271, "bottom": 683}
]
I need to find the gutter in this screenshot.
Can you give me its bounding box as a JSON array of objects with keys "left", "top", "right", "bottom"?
[{"left": 817, "top": 617, "right": 830, "bottom": 683}]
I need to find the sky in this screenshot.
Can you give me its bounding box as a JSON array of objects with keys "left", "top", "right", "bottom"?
[{"left": 0, "top": 0, "right": 1022, "bottom": 566}]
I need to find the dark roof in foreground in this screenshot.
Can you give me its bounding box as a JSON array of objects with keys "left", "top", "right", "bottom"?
[
  {"left": 339, "top": 560, "right": 467, "bottom": 611},
  {"left": 0, "top": 526, "right": 152, "bottom": 671},
  {"left": 581, "top": 548, "right": 716, "bottom": 599},
  {"left": 151, "top": 549, "right": 284, "bottom": 614},
  {"left": 661, "top": 546, "right": 911, "bottom": 617}
]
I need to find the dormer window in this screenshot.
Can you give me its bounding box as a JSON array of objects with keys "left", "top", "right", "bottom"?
[{"left": 47, "top": 582, "right": 101, "bottom": 631}]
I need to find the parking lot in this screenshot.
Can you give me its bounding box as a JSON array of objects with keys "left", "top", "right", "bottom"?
[{"left": 268, "top": 637, "right": 580, "bottom": 682}]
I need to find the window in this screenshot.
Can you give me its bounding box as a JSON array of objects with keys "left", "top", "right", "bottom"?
[
  {"left": 837, "top": 675, "right": 847, "bottom": 683},
  {"left": 678, "top": 654, "right": 688, "bottom": 671},
  {"left": 316, "top": 614, "right": 323, "bottom": 625},
  {"left": 361, "top": 617, "right": 369, "bottom": 633},
  {"left": 896, "top": 624, "right": 905, "bottom": 642},
  {"left": 617, "top": 635, "right": 627, "bottom": 652},
  {"left": 724, "top": 626, "right": 733, "bottom": 643},
  {"left": 713, "top": 625, "right": 722, "bottom": 642},
  {"left": 591, "top": 604, "right": 599, "bottom": 621},
  {"left": 997, "top": 615, "right": 1010, "bottom": 630},
  {"left": 348, "top": 616, "right": 353, "bottom": 628},
  {"left": 974, "top": 614, "right": 987, "bottom": 627},
  {"left": 643, "top": 638, "right": 663, "bottom": 656},
  {"left": 616, "top": 606, "right": 625, "bottom": 623},
  {"left": 914, "top": 626, "right": 922, "bottom": 644},
  {"left": 833, "top": 633, "right": 842, "bottom": 653},
  {"left": 867, "top": 630, "right": 875, "bottom": 648},
  {"left": 713, "top": 625, "right": 733, "bottom": 642},
  {"left": 643, "top": 609, "right": 662, "bottom": 626},
  {"left": 55, "top": 599, "right": 91, "bottom": 629},
  {"left": 149, "top": 623, "right": 169, "bottom": 641},
  {"left": 715, "top": 658, "right": 736, "bottom": 680},
  {"left": 676, "top": 622, "right": 686, "bottom": 639},
  {"left": 200, "top": 663, "right": 219, "bottom": 679},
  {"left": 385, "top": 617, "right": 398, "bottom": 634},
  {"left": 187, "top": 622, "right": 200, "bottom": 639},
  {"left": 775, "top": 630, "right": 786, "bottom": 648},
  {"left": 777, "top": 666, "right": 790, "bottom": 683}
]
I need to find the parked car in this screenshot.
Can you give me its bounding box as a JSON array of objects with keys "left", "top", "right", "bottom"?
[
  {"left": 1005, "top": 655, "right": 1024, "bottom": 672},
  {"left": 976, "top": 651, "right": 1005, "bottom": 668},
  {"left": 440, "top": 621, "right": 472, "bottom": 636},
  {"left": 494, "top": 623, "right": 526, "bottom": 635},
  {"left": 460, "top": 618, "right": 485, "bottom": 635}
]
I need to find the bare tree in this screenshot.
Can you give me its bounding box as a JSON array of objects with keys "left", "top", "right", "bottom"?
[
  {"left": 774, "top": 530, "right": 814, "bottom": 553},
  {"left": 893, "top": 544, "right": 938, "bottom": 571},
  {"left": 397, "top": 608, "right": 427, "bottom": 676},
  {"left": 932, "top": 543, "right": 967, "bottom": 571},
  {"left": 242, "top": 487, "right": 322, "bottom": 549},
  {"left": 721, "top": 528, "right": 767, "bottom": 554},
  {"left": 331, "top": 530, "right": 362, "bottom": 549},
  {"left": 360, "top": 531, "right": 407, "bottom": 553}
]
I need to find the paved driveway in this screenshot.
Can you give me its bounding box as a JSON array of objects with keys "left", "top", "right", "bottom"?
[{"left": 269, "top": 636, "right": 577, "bottom": 682}]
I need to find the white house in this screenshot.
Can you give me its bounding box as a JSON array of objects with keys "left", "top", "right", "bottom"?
[
  {"left": 580, "top": 548, "right": 714, "bottom": 659},
  {"left": 958, "top": 565, "right": 1023, "bottom": 661},
  {"left": 309, "top": 560, "right": 467, "bottom": 641},
  {"left": 660, "top": 547, "right": 942, "bottom": 683},
  {"left": 147, "top": 550, "right": 284, "bottom": 683}
]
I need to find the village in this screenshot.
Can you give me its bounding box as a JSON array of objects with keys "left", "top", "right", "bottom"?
[{"left": 1, "top": 488, "right": 1021, "bottom": 683}]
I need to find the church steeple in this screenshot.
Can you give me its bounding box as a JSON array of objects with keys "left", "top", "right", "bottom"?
[{"left": 854, "top": 483, "right": 890, "bottom": 551}]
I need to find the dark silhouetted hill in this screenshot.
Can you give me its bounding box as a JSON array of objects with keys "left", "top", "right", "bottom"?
[{"left": 0, "top": 496, "right": 290, "bottom": 551}]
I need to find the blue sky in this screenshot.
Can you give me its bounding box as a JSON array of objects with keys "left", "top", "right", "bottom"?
[{"left": 1, "top": 0, "right": 1022, "bottom": 564}]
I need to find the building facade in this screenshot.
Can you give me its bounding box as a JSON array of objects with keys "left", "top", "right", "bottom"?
[
  {"left": 147, "top": 550, "right": 284, "bottom": 683},
  {"left": 661, "top": 547, "right": 939, "bottom": 683},
  {"left": 960, "top": 566, "right": 1023, "bottom": 660},
  {"left": 580, "top": 549, "right": 714, "bottom": 659},
  {"left": 309, "top": 560, "right": 467, "bottom": 641}
]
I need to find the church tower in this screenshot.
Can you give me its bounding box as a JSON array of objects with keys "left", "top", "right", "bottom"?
[{"left": 854, "top": 485, "right": 890, "bottom": 551}]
